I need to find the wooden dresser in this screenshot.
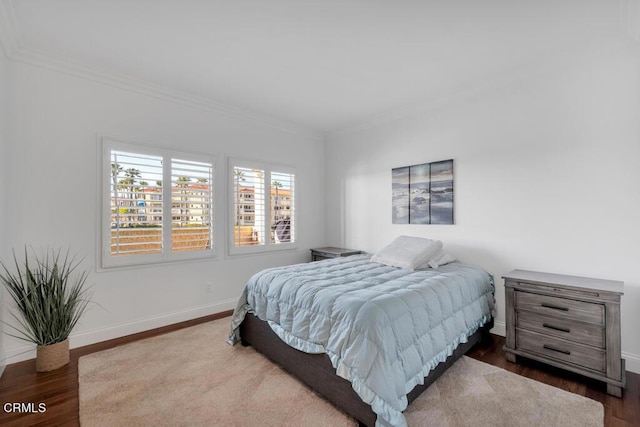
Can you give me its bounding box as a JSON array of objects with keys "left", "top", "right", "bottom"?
[{"left": 503, "top": 269, "right": 625, "bottom": 396}]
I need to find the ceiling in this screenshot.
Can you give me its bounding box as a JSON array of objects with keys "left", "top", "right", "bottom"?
[{"left": 0, "top": 0, "right": 628, "bottom": 133}]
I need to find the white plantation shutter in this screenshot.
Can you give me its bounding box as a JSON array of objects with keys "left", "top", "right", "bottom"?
[
  {"left": 230, "top": 160, "right": 296, "bottom": 254},
  {"left": 110, "top": 150, "right": 164, "bottom": 256},
  {"left": 102, "top": 138, "right": 214, "bottom": 268},
  {"left": 232, "top": 166, "right": 265, "bottom": 247},
  {"left": 171, "top": 158, "right": 213, "bottom": 253},
  {"left": 270, "top": 171, "right": 294, "bottom": 244}
]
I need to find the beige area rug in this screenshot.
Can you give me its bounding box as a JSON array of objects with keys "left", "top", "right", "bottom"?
[{"left": 79, "top": 318, "right": 603, "bottom": 427}]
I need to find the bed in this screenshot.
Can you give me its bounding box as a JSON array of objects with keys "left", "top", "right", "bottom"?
[{"left": 228, "top": 251, "right": 495, "bottom": 427}]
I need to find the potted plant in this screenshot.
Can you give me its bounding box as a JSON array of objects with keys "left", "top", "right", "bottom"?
[{"left": 0, "top": 248, "right": 91, "bottom": 372}]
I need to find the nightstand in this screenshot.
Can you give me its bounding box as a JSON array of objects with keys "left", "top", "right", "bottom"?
[
  {"left": 503, "top": 269, "right": 625, "bottom": 397},
  {"left": 310, "top": 247, "right": 362, "bottom": 262}
]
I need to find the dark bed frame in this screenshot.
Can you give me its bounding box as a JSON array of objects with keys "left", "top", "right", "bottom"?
[{"left": 240, "top": 313, "right": 494, "bottom": 426}]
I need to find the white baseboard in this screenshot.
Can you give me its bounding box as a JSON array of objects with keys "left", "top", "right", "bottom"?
[
  {"left": 491, "top": 320, "right": 506, "bottom": 337},
  {"left": 2, "top": 299, "right": 237, "bottom": 365},
  {"left": 2, "top": 343, "right": 35, "bottom": 366},
  {"left": 622, "top": 351, "right": 640, "bottom": 375}
]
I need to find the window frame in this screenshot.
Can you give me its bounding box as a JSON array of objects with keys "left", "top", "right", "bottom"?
[
  {"left": 100, "top": 137, "right": 215, "bottom": 268},
  {"left": 227, "top": 157, "right": 297, "bottom": 256}
]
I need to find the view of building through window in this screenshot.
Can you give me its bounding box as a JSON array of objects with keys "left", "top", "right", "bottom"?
[
  {"left": 109, "top": 149, "right": 213, "bottom": 258},
  {"left": 233, "top": 166, "right": 294, "bottom": 248}
]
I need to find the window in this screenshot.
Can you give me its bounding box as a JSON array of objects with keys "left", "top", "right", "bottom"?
[
  {"left": 101, "top": 137, "right": 214, "bottom": 267},
  {"left": 229, "top": 159, "right": 295, "bottom": 254}
]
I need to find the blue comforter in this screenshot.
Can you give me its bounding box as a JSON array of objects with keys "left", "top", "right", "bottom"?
[{"left": 228, "top": 254, "right": 495, "bottom": 427}]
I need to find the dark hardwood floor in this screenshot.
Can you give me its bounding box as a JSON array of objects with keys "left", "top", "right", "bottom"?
[{"left": 1, "top": 315, "right": 638, "bottom": 426}]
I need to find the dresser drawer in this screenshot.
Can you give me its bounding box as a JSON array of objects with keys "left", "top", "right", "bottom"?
[
  {"left": 516, "top": 291, "right": 604, "bottom": 325},
  {"left": 516, "top": 329, "right": 606, "bottom": 373},
  {"left": 516, "top": 310, "right": 605, "bottom": 348}
]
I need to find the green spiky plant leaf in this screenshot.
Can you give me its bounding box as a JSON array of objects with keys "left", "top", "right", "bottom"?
[{"left": 0, "top": 248, "right": 92, "bottom": 346}]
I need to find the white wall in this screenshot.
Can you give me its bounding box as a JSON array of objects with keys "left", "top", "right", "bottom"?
[
  {"left": 0, "top": 43, "right": 10, "bottom": 375},
  {"left": 325, "top": 41, "right": 640, "bottom": 373},
  {"left": 3, "top": 61, "right": 326, "bottom": 364}
]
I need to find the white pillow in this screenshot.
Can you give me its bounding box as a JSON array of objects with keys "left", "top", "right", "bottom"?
[
  {"left": 371, "top": 235, "right": 443, "bottom": 270},
  {"left": 422, "top": 249, "right": 456, "bottom": 269}
]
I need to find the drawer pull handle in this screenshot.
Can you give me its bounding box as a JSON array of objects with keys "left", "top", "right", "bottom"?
[
  {"left": 541, "top": 303, "right": 569, "bottom": 311},
  {"left": 543, "top": 344, "right": 571, "bottom": 355},
  {"left": 543, "top": 323, "right": 570, "bottom": 333}
]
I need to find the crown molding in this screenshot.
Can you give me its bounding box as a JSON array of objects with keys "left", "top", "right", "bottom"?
[
  {"left": 11, "top": 46, "right": 324, "bottom": 141},
  {"left": 2, "top": 0, "right": 635, "bottom": 140},
  {"left": 0, "top": 1, "right": 323, "bottom": 142},
  {"left": 327, "top": 2, "right": 640, "bottom": 138},
  {"left": 330, "top": 38, "right": 630, "bottom": 138}
]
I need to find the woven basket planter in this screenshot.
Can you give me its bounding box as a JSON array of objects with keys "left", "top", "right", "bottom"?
[{"left": 36, "top": 339, "right": 70, "bottom": 372}]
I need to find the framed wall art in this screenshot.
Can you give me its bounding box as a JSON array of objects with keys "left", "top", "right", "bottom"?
[{"left": 392, "top": 159, "right": 454, "bottom": 224}]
